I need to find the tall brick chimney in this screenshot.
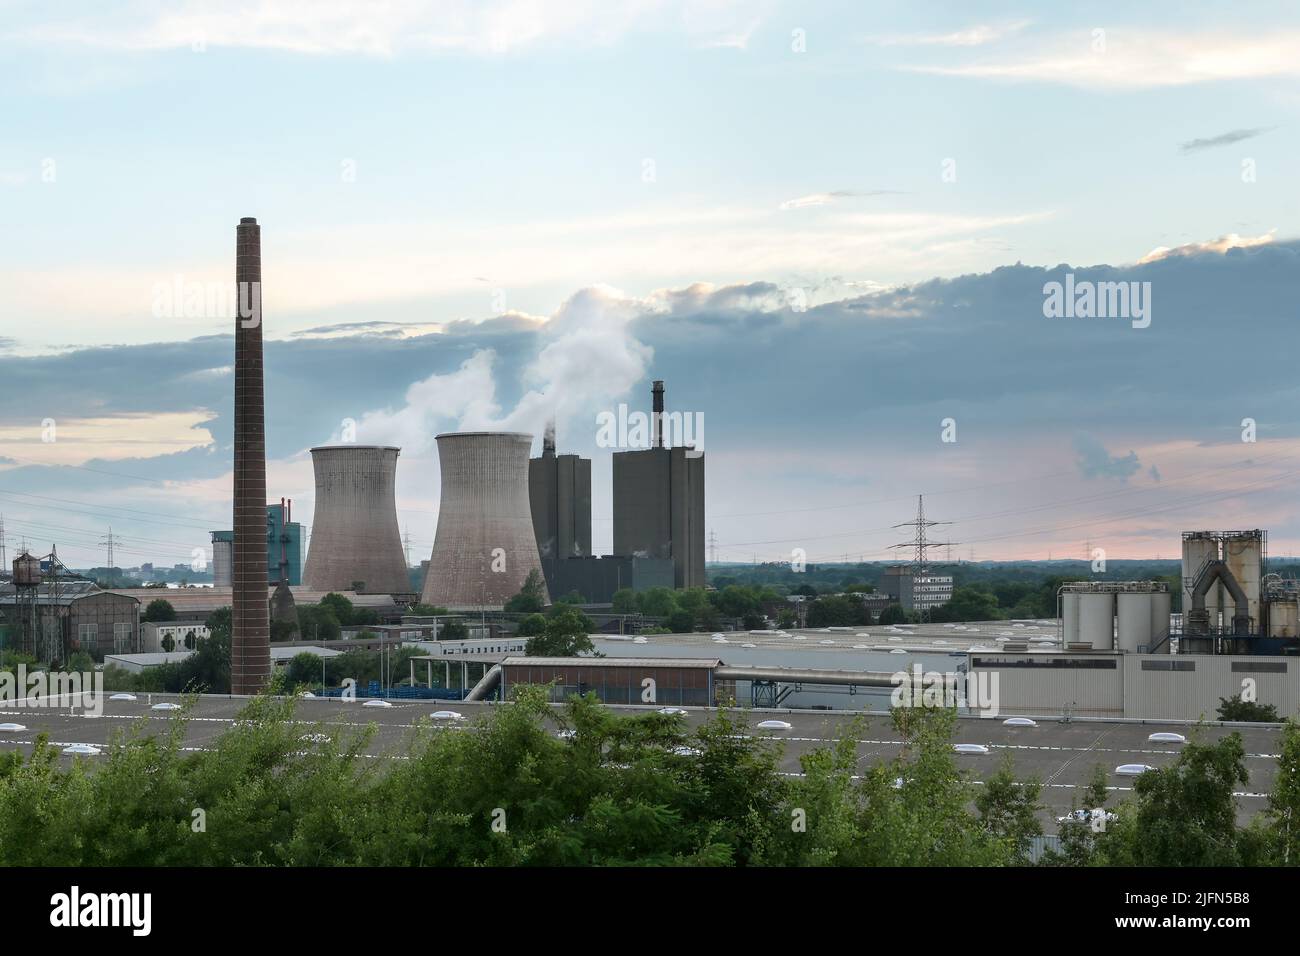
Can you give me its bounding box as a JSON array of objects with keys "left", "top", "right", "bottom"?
[{"left": 231, "top": 217, "right": 270, "bottom": 694}]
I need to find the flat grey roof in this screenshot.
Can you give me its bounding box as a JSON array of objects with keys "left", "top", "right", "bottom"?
[{"left": 502, "top": 656, "right": 722, "bottom": 669}]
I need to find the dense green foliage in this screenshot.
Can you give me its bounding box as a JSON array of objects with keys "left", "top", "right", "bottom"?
[
  {"left": 1217, "top": 695, "right": 1281, "bottom": 722},
  {"left": 524, "top": 607, "right": 597, "bottom": 657},
  {"left": 4, "top": 692, "right": 1292, "bottom": 866},
  {"left": 504, "top": 570, "right": 547, "bottom": 614},
  {"left": 142, "top": 598, "right": 176, "bottom": 623}
]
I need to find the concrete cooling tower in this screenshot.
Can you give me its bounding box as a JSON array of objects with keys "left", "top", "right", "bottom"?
[
  {"left": 422, "top": 432, "right": 549, "bottom": 610},
  {"left": 302, "top": 445, "right": 411, "bottom": 595}
]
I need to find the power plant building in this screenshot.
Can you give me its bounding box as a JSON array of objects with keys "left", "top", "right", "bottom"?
[
  {"left": 530, "top": 427, "right": 591, "bottom": 561},
  {"left": 530, "top": 424, "right": 592, "bottom": 595},
  {"left": 612, "top": 382, "right": 705, "bottom": 589},
  {"left": 211, "top": 502, "right": 301, "bottom": 588},
  {"left": 302, "top": 445, "right": 411, "bottom": 596},
  {"left": 423, "top": 432, "right": 549, "bottom": 610},
  {"left": 267, "top": 501, "right": 303, "bottom": 585},
  {"left": 540, "top": 554, "right": 674, "bottom": 604}
]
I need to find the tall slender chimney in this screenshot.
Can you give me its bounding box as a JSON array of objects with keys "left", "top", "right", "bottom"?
[
  {"left": 231, "top": 217, "right": 270, "bottom": 694},
  {"left": 652, "top": 380, "right": 665, "bottom": 449}
]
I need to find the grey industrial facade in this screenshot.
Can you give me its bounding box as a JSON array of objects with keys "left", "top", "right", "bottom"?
[
  {"left": 612, "top": 445, "right": 705, "bottom": 589},
  {"left": 529, "top": 435, "right": 592, "bottom": 597},
  {"left": 540, "top": 554, "right": 674, "bottom": 604},
  {"left": 966, "top": 649, "right": 1300, "bottom": 720}
]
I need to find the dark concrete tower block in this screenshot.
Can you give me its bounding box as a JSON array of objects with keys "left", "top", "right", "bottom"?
[{"left": 231, "top": 217, "right": 270, "bottom": 694}]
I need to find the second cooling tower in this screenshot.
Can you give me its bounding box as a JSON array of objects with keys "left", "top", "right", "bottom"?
[
  {"left": 302, "top": 445, "right": 410, "bottom": 595},
  {"left": 422, "top": 432, "right": 549, "bottom": 609}
]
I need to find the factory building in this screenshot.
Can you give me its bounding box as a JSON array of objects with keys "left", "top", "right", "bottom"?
[
  {"left": 883, "top": 565, "right": 954, "bottom": 612},
  {"left": 612, "top": 381, "right": 705, "bottom": 589},
  {"left": 500, "top": 656, "right": 720, "bottom": 706},
  {"left": 423, "top": 432, "right": 549, "bottom": 610},
  {"left": 267, "top": 500, "right": 303, "bottom": 585},
  {"left": 0, "top": 580, "right": 139, "bottom": 659},
  {"left": 302, "top": 445, "right": 411, "bottom": 596},
  {"left": 540, "top": 554, "right": 675, "bottom": 604},
  {"left": 529, "top": 423, "right": 592, "bottom": 595},
  {"left": 967, "top": 650, "right": 1299, "bottom": 720},
  {"left": 211, "top": 501, "right": 301, "bottom": 588}
]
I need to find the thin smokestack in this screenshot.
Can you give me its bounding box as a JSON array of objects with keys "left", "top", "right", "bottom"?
[
  {"left": 652, "top": 380, "right": 665, "bottom": 449},
  {"left": 231, "top": 217, "right": 270, "bottom": 694}
]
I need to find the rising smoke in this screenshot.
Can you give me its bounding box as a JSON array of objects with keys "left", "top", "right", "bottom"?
[{"left": 338, "top": 285, "right": 654, "bottom": 452}]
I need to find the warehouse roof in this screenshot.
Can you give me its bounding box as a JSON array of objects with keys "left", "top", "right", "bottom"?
[{"left": 501, "top": 656, "right": 723, "bottom": 669}]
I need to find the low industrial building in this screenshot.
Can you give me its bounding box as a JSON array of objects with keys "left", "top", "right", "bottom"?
[
  {"left": 965, "top": 649, "right": 1299, "bottom": 720},
  {"left": 882, "top": 565, "right": 954, "bottom": 612},
  {"left": 539, "top": 554, "right": 674, "bottom": 604},
  {"left": 105, "top": 644, "right": 341, "bottom": 674},
  {"left": 104, "top": 587, "right": 404, "bottom": 622},
  {"left": 0, "top": 581, "right": 140, "bottom": 660},
  {"left": 499, "top": 656, "right": 721, "bottom": 706},
  {"left": 141, "top": 621, "right": 211, "bottom": 652}
]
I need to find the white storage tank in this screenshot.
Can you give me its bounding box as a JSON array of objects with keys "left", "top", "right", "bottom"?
[
  {"left": 1079, "top": 592, "right": 1115, "bottom": 650},
  {"left": 1269, "top": 598, "right": 1298, "bottom": 638},
  {"left": 1149, "top": 591, "right": 1172, "bottom": 649},
  {"left": 1062, "top": 592, "right": 1081, "bottom": 644},
  {"left": 1116, "top": 592, "right": 1152, "bottom": 653}
]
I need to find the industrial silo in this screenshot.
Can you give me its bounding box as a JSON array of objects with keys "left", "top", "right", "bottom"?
[
  {"left": 1078, "top": 591, "right": 1115, "bottom": 650},
  {"left": 1116, "top": 592, "right": 1152, "bottom": 653},
  {"left": 302, "top": 445, "right": 410, "bottom": 595},
  {"left": 1224, "top": 531, "right": 1263, "bottom": 631},
  {"left": 1182, "top": 532, "right": 1222, "bottom": 630},
  {"left": 1269, "top": 598, "right": 1298, "bottom": 638},
  {"left": 1149, "top": 590, "right": 1172, "bottom": 649},
  {"left": 1062, "top": 591, "right": 1081, "bottom": 644},
  {"left": 422, "top": 432, "right": 549, "bottom": 610},
  {"left": 210, "top": 532, "right": 233, "bottom": 587}
]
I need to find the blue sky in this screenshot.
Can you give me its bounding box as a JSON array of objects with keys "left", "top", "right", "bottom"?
[{"left": 2, "top": 1, "right": 1299, "bottom": 568}]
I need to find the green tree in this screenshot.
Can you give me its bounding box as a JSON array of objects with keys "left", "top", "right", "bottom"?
[
  {"left": 297, "top": 605, "right": 341, "bottom": 642},
  {"left": 516, "top": 613, "right": 548, "bottom": 637},
  {"left": 525, "top": 606, "right": 596, "bottom": 657},
  {"left": 975, "top": 756, "right": 1043, "bottom": 862},
  {"left": 504, "top": 570, "right": 546, "bottom": 614},
  {"left": 142, "top": 598, "right": 176, "bottom": 623},
  {"left": 665, "top": 609, "right": 695, "bottom": 634},
  {"left": 319, "top": 592, "right": 355, "bottom": 627},
  {"left": 611, "top": 589, "right": 637, "bottom": 614},
  {"left": 878, "top": 604, "right": 907, "bottom": 625},
  {"left": 1217, "top": 694, "right": 1280, "bottom": 722},
  {"left": 1098, "top": 731, "right": 1249, "bottom": 866},
  {"left": 636, "top": 587, "right": 678, "bottom": 618},
  {"left": 408, "top": 603, "right": 449, "bottom": 617},
  {"left": 1258, "top": 719, "right": 1300, "bottom": 865},
  {"left": 438, "top": 620, "right": 469, "bottom": 641},
  {"left": 930, "top": 586, "right": 1002, "bottom": 623},
  {"left": 806, "top": 595, "right": 866, "bottom": 628}
]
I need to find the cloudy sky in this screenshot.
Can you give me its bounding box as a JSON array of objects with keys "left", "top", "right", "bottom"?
[{"left": 2, "top": 0, "right": 1299, "bottom": 569}]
